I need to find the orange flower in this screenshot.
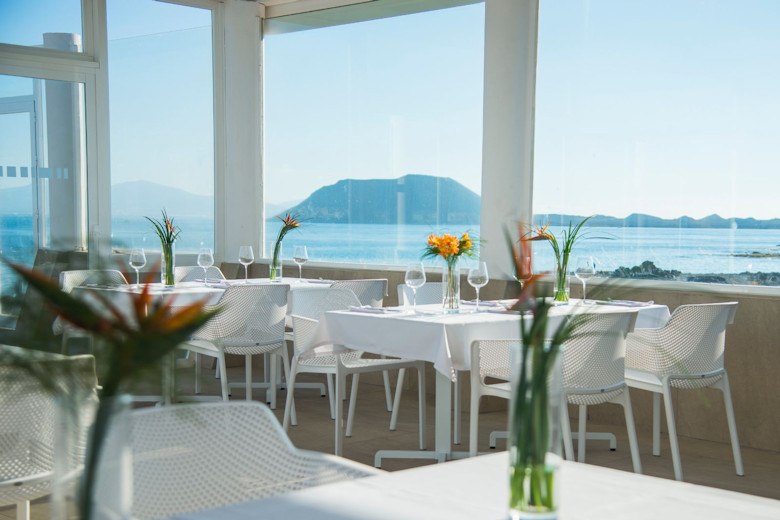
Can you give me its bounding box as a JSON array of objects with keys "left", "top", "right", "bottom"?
[
  {"left": 423, "top": 232, "right": 476, "bottom": 261},
  {"left": 277, "top": 212, "right": 301, "bottom": 229}
]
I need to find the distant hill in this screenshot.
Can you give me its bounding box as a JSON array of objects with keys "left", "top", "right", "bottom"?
[
  {"left": 112, "top": 181, "right": 213, "bottom": 218},
  {"left": 539, "top": 213, "right": 780, "bottom": 229},
  {"left": 280, "top": 174, "right": 481, "bottom": 224}
]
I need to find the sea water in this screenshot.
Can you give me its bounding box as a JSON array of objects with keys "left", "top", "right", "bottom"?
[{"left": 2, "top": 216, "right": 780, "bottom": 290}]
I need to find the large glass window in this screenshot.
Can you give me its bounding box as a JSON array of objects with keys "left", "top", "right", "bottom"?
[
  {"left": 533, "top": 0, "right": 780, "bottom": 286},
  {"left": 263, "top": 3, "right": 485, "bottom": 266},
  {"left": 107, "top": 0, "right": 214, "bottom": 253},
  {"left": 0, "top": 73, "right": 88, "bottom": 327},
  {"left": 0, "top": 0, "right": 83, "bottom": 50}
]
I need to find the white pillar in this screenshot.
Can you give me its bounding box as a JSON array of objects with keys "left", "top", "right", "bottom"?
[
  {"left": 214, "top": 0, "right": 264, "bottom": 264},
  {"left": 43, "top": 33, "right": 86, "bottom": 252},
  {"left": 480, "top": 0, "right": 539, "bottom": 279}
]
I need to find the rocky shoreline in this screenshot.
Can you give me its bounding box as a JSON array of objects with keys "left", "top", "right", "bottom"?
[{"left": 605, "top": 261, "right": 780, "bottom": 286}]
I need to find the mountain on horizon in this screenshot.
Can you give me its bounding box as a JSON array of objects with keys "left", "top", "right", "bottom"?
[{"left": 279, "top": 174, "right": 481, "bottom": 225}]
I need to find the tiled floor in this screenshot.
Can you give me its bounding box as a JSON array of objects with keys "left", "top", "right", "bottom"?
[{"left": 4, "top": 362, "right": 779, "bottom": 520}]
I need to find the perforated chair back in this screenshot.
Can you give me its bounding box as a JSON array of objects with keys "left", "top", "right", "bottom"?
[
  {"left": 331, "top": 279, "right": 387, "bottom": 307},
  {"left": 562, "top": 312, "right": 636, "bottom": 405},
  {"left": 397, "top": 282, "right": 444, "bottom": 306},
  {"left": 98, "top": 402, "right": 377, "bottom": 520},
  {"left": 627, "top": 302, "right": 737, "bottom": 385},
  {"left": 290, "top": 288, "right": 361, "bottom": 321},
  {"left": 0, "top": 352, "right": 98, "bottom": 508},
  {"left": 471, "top": 339, "right": 513, "bottom": 381},
  {"left": 193, "top": 284, "right": 288, "bottom": 354},
  {"left": 174, "top": 266, "right": 226, "bottom": 283},
  {"left": 59, "top": 269, "right": 128, "bottom": 292}
]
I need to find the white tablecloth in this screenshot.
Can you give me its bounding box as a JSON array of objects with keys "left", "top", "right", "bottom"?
[
  {"left": 306, "top": 301, "right": 670, "bottom": 380},
  {"left": 166, "top": 452, "right": 780, "bottom": 520}
]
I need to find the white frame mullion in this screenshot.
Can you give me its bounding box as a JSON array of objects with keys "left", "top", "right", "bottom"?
[{"left": 212, "top": 1, "right": 228, "bottom": 264}]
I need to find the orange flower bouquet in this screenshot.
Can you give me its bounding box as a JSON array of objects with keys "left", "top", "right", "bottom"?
[
  {"left": 422, "top": 232, "right": 476, "bottom": 313},
  {"left": 270, "top": 213, "right": 301, "bottom": 281}
]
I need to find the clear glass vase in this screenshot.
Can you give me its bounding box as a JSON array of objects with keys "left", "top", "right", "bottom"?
[
  {"left": 269, "top": 242, "right": 283, "bottom": 282},
  {"left": 441, "top": 258, "right": 460, "bottom": 313},
  {"left": 161, "top": 242, "right": 175, "bottom": 286},
  {"left": 552, "top": 266, "right": 569, "bottom": 305},
  {"left": 508, "top": 344, "right": 563, "bottom": 519}
]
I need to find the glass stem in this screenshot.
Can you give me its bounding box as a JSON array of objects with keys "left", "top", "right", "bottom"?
[
  {"left": 476, "top": 288, "right": 480, "bottom": 311},
  {"left": 582, "top": 280, "right": 586, "bottom": 301},
  {"left": 135, "top": 269, "right": 139, "bottom": 287},
  {"left": 413, "top": 289, "right": 417, "bottom": 312},
  {"left": 299, "top": 264, "right": 302, "bottom": 279},
  {"left": 244, "top": 264, "right": 248, "bottom": 283}
]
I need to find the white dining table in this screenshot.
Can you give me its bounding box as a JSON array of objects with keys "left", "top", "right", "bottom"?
[
  {"left": 166, "top": 451, "right": 780, "bottom": 520},
  {"left": 305, "top": 299, "right": 671, "bottom": 462}
]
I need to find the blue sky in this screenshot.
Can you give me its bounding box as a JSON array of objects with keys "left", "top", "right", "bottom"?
[{"left": 2, "top": 1, "right": 780, "bottom": 219}]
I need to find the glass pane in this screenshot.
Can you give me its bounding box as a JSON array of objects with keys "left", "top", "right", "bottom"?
[
  {"left": 107, "top": 0, "right": 215, "bottom": 253},
  {"left": 0, "top": 74, "right": 88, "bottom": 328},
  {"left": 533, "top": 1, "right": 780, "bottom": 286},
  {"left": 0, "top": 0, "right": 83, "bottom": 51},
  {"left": 264, "top": 3, "right": 485, "bottom": 267}
]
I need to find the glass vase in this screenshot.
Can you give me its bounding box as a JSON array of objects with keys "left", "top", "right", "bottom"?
[
  {"left": 552, "top": 266, "right": 569, "bottom": 305},
  {"left": 441, "top": 258, "right": 460, "bottom": 313},
  {"left": 508, "top": 344, "right": 563, "bottom": 520},
  {"left": 269, "top": 242, "right": 283, "bottom": 282},
  {"left": 161, "top": 242, "right": 175, "bottom": 286}
]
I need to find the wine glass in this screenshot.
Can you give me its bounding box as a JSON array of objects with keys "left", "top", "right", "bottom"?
[
  {"left": 197, "top": 247, "right": 214, "bottom": 286},
  {"left": 238, "top": 246, "right": 254, "bottom": 283},
  {"left": 129, "top": 248, "right": 146, "bottom": 287},
  {"left": 404, "top": 263, "right": 426, "bottom": 313},
  {"left": 575, "top": 256, "right": 596, "bottom": 302},
  {"left": 467, "top": 261, "right": 489, "bottom": 312},
  {"left": 293, "top": 245, "right": 309, "bottom": 280}
]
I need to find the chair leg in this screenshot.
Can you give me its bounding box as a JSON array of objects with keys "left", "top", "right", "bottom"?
[
  {"left": 245, "top": 355, "right": 253, "bottom": 401},
  {"left": 17, "top": 500, "right": 30, "bottom": 520},
  {"left": 283, "top": 359, "right": 300, "bottom": 430},
  {"left": 217, "top": 352, "right": 229, "bottom": 401},
  {"left": 280, "top": 346, "right": 296, "bottom": 425},
  {"left": 417, "top": 365, "right": 427, "bottom": 450},
  {"left": 268, "top": 352, "right": 278, "bottom": 409},
  {"left": 194, "top": 353, "right": 201, "bottom": 394},
  {"left": 620, "top": 391, "right": 642, "bottom": 474},
  {"left": 346, "top": 373, "right": 360, "bottom": 437},
  {"left": 327, "top": 374, "right": 336, "bottom": 419},
  {"left": 577, "top": 405, "right": 588, "bottom": 462},
  {"left": 653, "top": 392, "right": 661, "bottom": 456},
  {"left": 661, "top": 383, "right": 683, "bottom": 481},
  {"left": 469, "top": 382, "right": 481, "bottom": 457},
  {"left": 334, "top": 365, "right": 344, "bottom": 456},
  {"left": 390, "top": 369, "right": 404, "bottom": 431},
  {"left": 382, "top": 369, "right": 393, "bottom": 412},
  {"left": 561, "top": 398, "right": 574, "bottom": 461},
  {"left": 717, "top": 373, "right": 744, "bottom": 476},
  {"left": 453, "top": 373, "right": 462, "bottom": 445}
]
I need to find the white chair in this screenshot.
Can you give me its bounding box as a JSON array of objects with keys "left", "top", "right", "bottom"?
[
  {"left": 397, "top": 282, "right": 444, "bottom": 308},
  {"left": 331, "top": 279, "right": 394, "bottom": 410},
  {"left": 0, "top": 352, "right": 98, "bottom": 520},
  {"left": 174, "top": 265, "right": 226, "bottom": 283},
  {"left": 179, "top": 284, "right": 289, "bottom": 407},
  {"left": 625, "top": 302, "right": 742, "bottom": 481},
  {"left": 468, "top": 339, "right": 512, "bottom": 456},
  {"left": 96, "top": 401, "right": 380, "bottom": 520},
  {"left": 283, "top": 294, "right": 427, "bottom": 456},
  {"left": 560, "top": 311, "right": 642, "bottom": 474},
  {"left": 55, "top": 269, "right": 128, "bottom": 353}
]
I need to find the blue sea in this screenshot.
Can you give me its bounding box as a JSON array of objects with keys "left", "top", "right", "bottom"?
[{"left": 2, "top": 215, "right": 780, "bottom": 292}]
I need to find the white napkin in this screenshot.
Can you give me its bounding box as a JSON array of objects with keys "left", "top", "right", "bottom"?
[
  {"left": 348, "top": 306, "right": 403, "bottom": 314},
  {"left": 598, "top": 300, "right": 654, "bottom": 307},
  {"left": 307, "top": 279, "right": 334, "bottom": 284},
  {"left": 195, "top": 278, "right": 228, "bottom": 285},
  {"left": 460, "top": 300, "right": 505, "bottom": 308}
]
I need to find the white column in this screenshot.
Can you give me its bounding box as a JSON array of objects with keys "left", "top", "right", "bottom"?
[
  {"left": 480, "top": 0, "right": 539, "bottom": 279},
  {"left": 214, "top": 0, "right": 264, "bottom": 264}
]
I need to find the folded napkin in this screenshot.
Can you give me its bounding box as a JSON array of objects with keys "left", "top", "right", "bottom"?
[
  {"left": 195, "top": 278, "right": 229, "bottom": 285},
  {"left": 598, "top": 299, "right": 654, "bottom": 307},
  {"left": 307, "top": 279, "right": 334, "bottom": 285},
  {"left": 348, "top": 306, "right": 403, "bottom": 314},
  {"left": 460, "top": 300, "right": 506, "bottom": 308}
]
